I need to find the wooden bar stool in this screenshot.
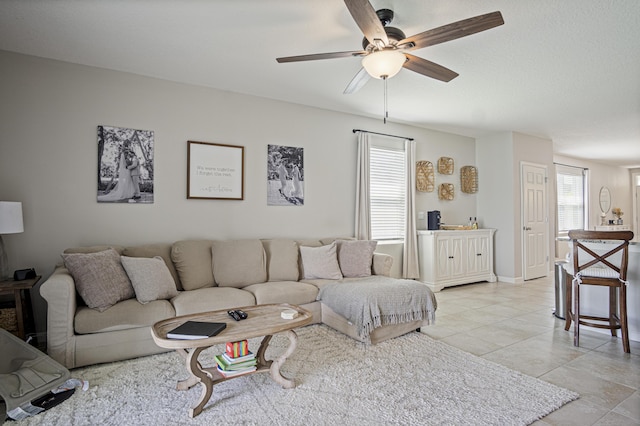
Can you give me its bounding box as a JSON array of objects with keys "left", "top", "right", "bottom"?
[{"left": 564, "top": 230, "right": 634, "bottom": 353}]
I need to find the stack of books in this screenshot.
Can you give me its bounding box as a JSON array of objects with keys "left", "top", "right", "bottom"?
[{"left": 215, "top": 340, "right": 257, "bottom": 378}]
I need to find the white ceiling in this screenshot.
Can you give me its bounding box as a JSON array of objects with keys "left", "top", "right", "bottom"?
[{"left": 1, "top": 0, "right": 639, "bottom": 168}]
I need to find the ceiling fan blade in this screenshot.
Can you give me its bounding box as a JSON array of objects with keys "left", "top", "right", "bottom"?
[
  {"left": 403, "top": 53, "right": 459, "bottom": 82},
  {"left": 276, "top": 50, "right": 365, "bottom": 63},
  {"left": 399, "top": 11, "right": 504, "bottom": 51},
  {"left": 344, "top": 0, "right": 389, "bottom": 47},
  {"left": 343, "top": 67, "right": 371, "bottom": 94}
]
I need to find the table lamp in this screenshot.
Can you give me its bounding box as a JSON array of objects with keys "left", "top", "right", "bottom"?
[{"left": 0, "top": 201, "right": 24, "bottom": 280}]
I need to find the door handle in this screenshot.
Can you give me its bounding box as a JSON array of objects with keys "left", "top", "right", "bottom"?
[{"left": 523, "top": 227, "right": 532, "bottom": 231}]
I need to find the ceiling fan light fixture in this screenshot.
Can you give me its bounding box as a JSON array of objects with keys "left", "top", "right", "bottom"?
[{"left": 361, "top": 49, "right": 406, "bottom": 79}]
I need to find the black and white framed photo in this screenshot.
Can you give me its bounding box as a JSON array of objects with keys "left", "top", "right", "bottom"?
[
  {"left": 267, "top": 144, "right": 304, "bottom": 206},
  {"left": 97, "top": 125, "right": 154, "bottom": 204}
]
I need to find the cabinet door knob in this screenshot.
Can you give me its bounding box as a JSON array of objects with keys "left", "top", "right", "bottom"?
[
  {"left": 448, "top": 256, "right": 454, "bottom": 259},
  {"left": 477, "top": 253, "right": 482, "bottom": 256}
]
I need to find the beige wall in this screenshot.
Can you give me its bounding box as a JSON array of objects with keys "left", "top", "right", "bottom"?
[
  {"left": 0, "top": 50, "right": 477, "bottom": 332},
  {"left": 476, "top": 132, "right": 555, "bottom": 282},
  {"left": 5, "top": 49, "right": 616, "bottom": 335}
]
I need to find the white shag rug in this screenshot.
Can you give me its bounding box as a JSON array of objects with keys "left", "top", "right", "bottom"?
[{"left": 4, "top": 325, "right": 578, "bottom": 426}]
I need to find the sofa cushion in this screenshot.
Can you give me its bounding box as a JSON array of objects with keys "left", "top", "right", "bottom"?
[
  {"left": 262, "top": 239, "right": 299, "bottom": 282},
  {"left": 74, "top": 299, "right": 175, "bottom": 334},
  {"left": 171, "top": 287, "right": 256, "bottom": 316},
  {"left": 300, "top": 278, "right": 340, "bottom": 290},
  {"left": 61, "top": 249, "right": 135, "bottom": 312},
  {"left": 299, "top": 242, "right": 343, "bottom": 280},
  {"left": 372, "top": 253, "right": 393, "bottom": 277},
  {"left": 320, "top": 237, "right": 354, "bottom": 245},
  {"left": 336, "top": 240, "right": 378, "bottom": 278},
  {"left": 121, "top": 256, "right": 179, "bottom": 304},
  {"left": 296, "top": 239, "right": 322, "bottom": 247},
  {"left": 212, "top": 239, "right": 267, "bottom": 287},
  {"left": 243, "top": 281, "right": 319, "bottom": 305},
  {"left": 171, "top": 240, "right": 215, "bottom": 291},
  {"left": 122, "top": 243, "right": 181, "bottom": 290}
]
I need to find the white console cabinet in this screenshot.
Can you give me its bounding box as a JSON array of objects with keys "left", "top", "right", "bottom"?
[
  {"left": 594, "top": 225, "right": 631, "bottom": 231},
  {"left": 417, "top": 229, "right": 496, "bottom": 292}
]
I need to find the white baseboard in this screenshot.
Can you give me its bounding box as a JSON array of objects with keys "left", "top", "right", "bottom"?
[{"left": 497, "top": 275, "right": 525, "bottom": 284}]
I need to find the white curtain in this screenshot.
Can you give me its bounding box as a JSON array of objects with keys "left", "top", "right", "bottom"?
[
  {"left": 402, "top": 139, "right": 420, "bottom": 279},
  {"left": 354, "top": 132, "right": 371, "bottom": 240}
]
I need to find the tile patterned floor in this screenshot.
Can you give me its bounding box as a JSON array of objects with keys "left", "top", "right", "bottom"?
[{"left": 421, "top": 276, "right": 640, "bottom": 425}]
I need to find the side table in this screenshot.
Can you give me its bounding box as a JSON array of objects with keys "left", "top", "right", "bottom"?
[{"left": 0, "top": 275, "right": 41, "bottom": 340}]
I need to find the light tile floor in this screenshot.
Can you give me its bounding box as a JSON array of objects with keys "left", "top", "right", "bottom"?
[{"left": 420, "top": 276, "right": 640, "bottom": 425}]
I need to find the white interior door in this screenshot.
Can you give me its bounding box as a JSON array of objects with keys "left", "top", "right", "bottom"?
[{"left": 522, "top": 163, "right": 548, "bottom": 280}]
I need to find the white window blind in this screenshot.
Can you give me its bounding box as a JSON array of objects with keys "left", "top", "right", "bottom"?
[
  {"left": 370, "top": 146, "right": 406, "bottom": 240},
  {"left": 556, "top": 164, "right": 586, "bottom": 233}
]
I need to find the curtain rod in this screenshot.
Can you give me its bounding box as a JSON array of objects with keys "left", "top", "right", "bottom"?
[
  {"left": 352, "top": 129, "right": 414, "bottom": 141},
  {"left": 553, "top": 162, "right": 589, "bottom": 170}
]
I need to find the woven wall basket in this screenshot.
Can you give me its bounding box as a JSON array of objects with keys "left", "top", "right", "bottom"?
[
  {"left": 416, "top": 161, "right": 435, "bottom": 192},
  {"left": 460, "top": 166, "right": 478, "bottom": 194},
  {"left": 439, "top": 183, "right": 455, "bottom": 200},
  {"left": 437, "top": 157, "right": 454, "bottom": 175}
]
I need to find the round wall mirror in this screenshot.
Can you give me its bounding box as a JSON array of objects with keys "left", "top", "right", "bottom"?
[{"left": 599, "top": 186, "right": 611, "bottom": 214}]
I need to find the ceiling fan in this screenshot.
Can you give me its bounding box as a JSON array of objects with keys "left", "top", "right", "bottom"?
[{"left": 276, "top": 0, "right": 504, "bottom": 94}]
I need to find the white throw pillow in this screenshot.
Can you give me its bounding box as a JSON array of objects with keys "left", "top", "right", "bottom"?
[
  {"left": 120, "top": 256, "right": 178, "bottom": 304},
  {"left": 336, "top": 240, "right": 378, "bottom": 278},
  {"left": 299, "top": 242, "right": 343, "bottom": 280}
]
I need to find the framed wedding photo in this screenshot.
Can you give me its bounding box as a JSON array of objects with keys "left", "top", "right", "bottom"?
[
  {"left": 97, "top": 125, "right": 155, "bottom": 204},
  {"left": 187, "top": 141, "right": 244, "bottom": 200}
]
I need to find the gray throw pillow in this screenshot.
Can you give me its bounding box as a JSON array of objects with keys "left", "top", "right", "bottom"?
[
  {"left": 121, "top": 256, "right": 179, "bottom": 304},
  {"left": 335, "top": 240, "right": 378, "bottom": 278},
  {"left": 61, "top": 248, "right": 134, "bottom": 312},
  {"left": 299, "top": 242, "right": 343, "bottom": 280}
]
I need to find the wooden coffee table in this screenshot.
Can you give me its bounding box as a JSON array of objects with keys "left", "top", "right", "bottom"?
[{"left": 151, "top": 303, "right": 312, "bottom": 418}]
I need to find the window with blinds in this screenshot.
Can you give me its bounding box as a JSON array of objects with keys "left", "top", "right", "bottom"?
[
  {"left": 556, "top": 164, "right": 587, "bottom": 234},
  {"left": 370, "top": 146, "right": 406, "bottom": 240}
]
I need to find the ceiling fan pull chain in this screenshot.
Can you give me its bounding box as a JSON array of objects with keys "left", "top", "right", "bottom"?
[{"left": 383, "top": 75, "right": 388, "bottom": 124}]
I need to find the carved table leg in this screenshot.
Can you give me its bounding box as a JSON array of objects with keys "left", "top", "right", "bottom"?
[
  {"left": 269, "top": 330, "right": 297, "bottom": 388},
  {"left": 173, "top": 348, "right": 204, "bottom": 390},
  {"left": 181, "top": 346, "right": 213, "bottom": 418}
]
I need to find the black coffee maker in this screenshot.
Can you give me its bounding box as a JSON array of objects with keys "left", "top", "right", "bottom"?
[{"left": 427, "top": 211, "right": 441, "bottom": 230}]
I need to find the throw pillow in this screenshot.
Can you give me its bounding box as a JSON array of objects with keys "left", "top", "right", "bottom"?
[
  {"left": 122, "top": 243, "right": 182, "bottom": 290},
  {"left": 336, "top": 240, "right": 378, "bottom": 278},
  {"left": 299, "top": 242, "right": 343, "bottom": 280},
  {"left": 120, "top": 256, "right": 179, "bottom": 304},
  {"left": 61, "top": 248, "right": 135, "bottom": 312}
]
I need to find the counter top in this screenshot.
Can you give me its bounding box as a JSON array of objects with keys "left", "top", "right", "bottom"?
[{"left": 556, "top": 236, "right": 638, "bottom": 247}]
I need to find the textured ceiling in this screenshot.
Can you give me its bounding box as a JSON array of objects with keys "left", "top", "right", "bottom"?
[{"left": 1, "top": 0, "right": 639, "bottom": 168}]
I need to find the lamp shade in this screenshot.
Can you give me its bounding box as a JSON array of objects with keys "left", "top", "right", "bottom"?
[
  {"left": 361, "top": 49, "right": 406, "bottom": 79},
  {"left": 0, "top": 201, "right": 24, "bottom": 234}
]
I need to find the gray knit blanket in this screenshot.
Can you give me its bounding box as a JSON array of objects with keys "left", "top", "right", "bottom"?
[{"left": 316, "top": 275, "right": 437, "bottom": 341}]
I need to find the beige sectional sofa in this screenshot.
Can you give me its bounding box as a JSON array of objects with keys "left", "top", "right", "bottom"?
[{"left": 40, "top": 238, "right": 435, "bottom": 369}]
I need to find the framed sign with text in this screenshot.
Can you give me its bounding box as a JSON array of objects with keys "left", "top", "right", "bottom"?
[{"left": 187, "top": 141, "right": 244, "bottom": 200}]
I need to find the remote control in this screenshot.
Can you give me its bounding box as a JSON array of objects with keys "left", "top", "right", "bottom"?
[
  {"left": 227, "top": 310, "right": 242, "bottom": 321},
  {"left": 236, "top": 309, "right": 248, "bottom": 320}
]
